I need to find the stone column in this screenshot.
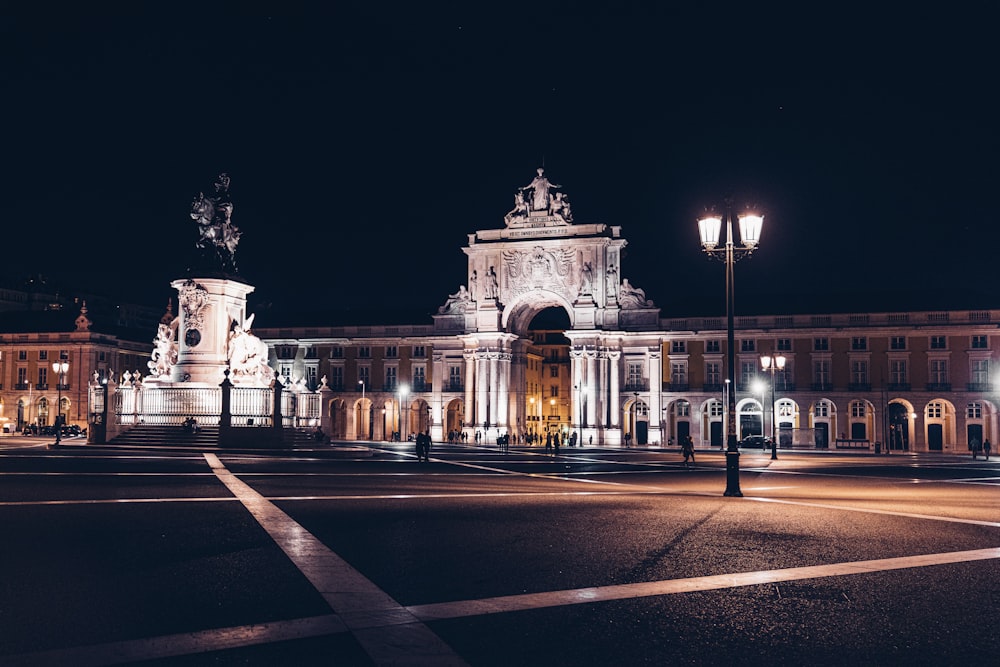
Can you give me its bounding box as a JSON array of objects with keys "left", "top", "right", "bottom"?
[
  {"left": 497, "top": 352, "right": 510, "bottom": 429},
  {"left": 477, "top": 353, "right": 489, "bottom": 430},
  {"left": 464, "top": 352, "right": 475, "bottom": 431},
  {"left": 587, "top": 350, "right": 598, "bottom": 428},
  {"left": 648, "top": 347, "right": 663, "bottom": 444},
  {"left": 488, "top": 352, "right": 499, "bottom": 429},
  {"left": 608, "top": 351, "right": 621, "bottom": 427}
]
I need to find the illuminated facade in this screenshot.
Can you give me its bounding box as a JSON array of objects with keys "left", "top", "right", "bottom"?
[{"left": 253, "top": 170, "right": 1000, "bottom": 453}]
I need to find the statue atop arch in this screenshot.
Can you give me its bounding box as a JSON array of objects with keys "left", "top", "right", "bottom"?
[{"left": 505, "top": 168, "right": 573, "bottom": 226}]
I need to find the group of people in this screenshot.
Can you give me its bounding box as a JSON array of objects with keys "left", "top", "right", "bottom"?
[
  {"left": 182, "top": 416, "right": 199, "bottom": 433},
  {"left": 971, "top": 438, "right": 992, "bottom": 459},
  {"left": 415, "top": 431, "right": 432, "bottom": 462}
]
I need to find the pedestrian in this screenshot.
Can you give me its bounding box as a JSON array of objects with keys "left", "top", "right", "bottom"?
[
  {"left": 971, "top": 437, "right": 981, "bottom": 459},
  {"left": 985, "top": 439, "right": 992, "bottom": 460},
  {"left": 553, "top": 433, "right": 561, "bottom": 456},
  {"left": 682, "top": 435, "right": 695, "bottom": 468}
]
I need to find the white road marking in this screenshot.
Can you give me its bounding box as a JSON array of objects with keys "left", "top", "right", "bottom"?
[{"left": 202, "top": 452, "right": 468, "bottom": 666}]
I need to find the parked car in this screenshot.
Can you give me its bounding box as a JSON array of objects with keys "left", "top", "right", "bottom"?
[{"left": 740, "top": 435, "right": 773, "bottom": 449}]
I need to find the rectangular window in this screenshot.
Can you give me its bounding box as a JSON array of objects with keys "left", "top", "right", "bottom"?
[
  {"left": 358, "top": 347, "right": 371, "bottom": 359},
  {"left": 676, "top": 401, "right": 690, "bottom": 417},
  {"left": 890, "top": 359, "right": 908, "bottom": 385},
  {"left": 670, "top": 362, "right": 687, "bottom": 385},
  {"left": 550, "top": 365, "right": 559, "bottom": 378},
  {"left": 17, "top": 367, "right": 27, "bottom": 385},
  {"left": 740, "top": 339, "right": 756, "bottom": 352},
  {"left": 331, "top": 346, "right": 344, "bottom": 359},
  {"left": 851, "top": 360, "right": 868, "bottom": 384},
  {"left": 709, "top": 401, "right": 724, "bottom": 417},
  {"left": 550, "top": 385, "right": 559, "bottom": 398},
  {"left": 813, "top": 359, "right": 830, "bottom": 385},
  {"left": 851, "top": 337, "right": 867, "bottom": 351},
  {"left": 627, "top": 363, "right": 643, "bottom": 387},
  {"left": 280, "top": 364, "right": 292, "bottom": 379},
  {"left": 98, "top": 351, "right": 107, "bottom": 362},
  {"left": 330, "top": 366, "right": 344, "bottom": 390},
  {"left": 671, "top": 340, "right": 686, "bottom": 353},
  {"left": 359, "top": 366, "right": 371, "bottom": 387},
  {"left": 972, "top": 335, "right": 988, "bottom": 349},
  {"left": 705, "top": 362, "right": 720, "bottom": 386},
  {"left": 18, "top": 350, "right": 27, "bottom": 361},
  {"left": 413, "top": 346, "right": 426, "bottom": 358},
  {"left": 304, "top": 347, "right": 317, "bottom": 359},
  {"left": 815, "top": 401, "right": 829, "bottom": 417},
  {"left": 705, "top": 340, "right": 720, "bottom": 353},
  {"left": 890, "top": 336, "right": 906, "bottom": 350},
  {"left": 386, "top": 346, "right": 398, "bottom": 358},
  {"left": 930, "top": 359, "right": 948, "bottom": 384},
  {"left": 413, "top": 366, "right": 426, "bottom": 390},
  {"left": 449, "top": 366, "right": 462, "bottom": 389},
  {"left": 776, "top": 338, "right": 792, "bottom": 352},
  {"left": 972, "top": 359, "right": 990, "bottom": 385},
  {"left": 38, "top": 350, "right": 48, "bottom": 361},
  {"left": 851, "top": 402, "right": 866, "bottom": 418},
  {"left": 930, "top": 336, "right": 947, "bottom": 350},
  {"left": 38, "top": 367, "right": 48, "bottom": 386},
  {"left": 928, "top": 402, "right": 943, "bottom": 419},
  {"left": 385, "top": 367, "right": 397, "bottom": 390},
  {"left": 740, "top": 360, "right": 756, "bottom": 387},
  {"left": 968, "top": 402, "right": 983, "bottom": 419},
  {"left": 813, "top": 338, "right": 829, "bottom": 351},
  {"left": 305, "top": 365, "right": 318, "bottom": 387}
]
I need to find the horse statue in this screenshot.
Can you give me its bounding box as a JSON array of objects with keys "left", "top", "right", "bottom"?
[{"left": 190, "top": 173, "right": 241, "bottom": 271}]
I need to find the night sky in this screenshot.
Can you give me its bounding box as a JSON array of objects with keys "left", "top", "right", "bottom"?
[{"left": 3, "top": 5, "right": 997, "bottom": 325}]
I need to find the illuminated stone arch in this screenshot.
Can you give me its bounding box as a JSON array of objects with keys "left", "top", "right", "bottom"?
[
  {"left": 327, "top": 397, "right": 347, "bottom": 439},
  {"left": 502, "top": 290, "right": 576, "bottom": 337},
  {"left": 353, "top": 396, "right": 373, "bottom": 440},
  {"left": 888, "top": 398, "right": 916, "bottom": 452},
  {"left": 923, "top": 397, "right": 957, "bottom": 452},
  {"left": 808, "top": 398, "right": 838, "bottom": 448}
]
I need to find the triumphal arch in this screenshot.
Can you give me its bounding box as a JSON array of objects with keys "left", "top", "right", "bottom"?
[{"left": 431, "top": 168, "right": 665, "bottom": 446}]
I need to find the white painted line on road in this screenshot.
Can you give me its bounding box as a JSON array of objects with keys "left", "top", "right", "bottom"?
[
  {"left": 202, "top": 452, "right": 468, "bottom": 667},
  {"left": 0, "top": 614, "right": 346, "bottom": 667},
  {"left": 407, "top": 547, "right": 1000, "bottom": 622},
  {"left": 748, "top": 496, "right": 1000, "bottom": 528}
]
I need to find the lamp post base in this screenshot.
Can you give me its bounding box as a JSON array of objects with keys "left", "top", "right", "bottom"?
[{"left": 724, "top": 449, "right": 743, "bottom": 497}]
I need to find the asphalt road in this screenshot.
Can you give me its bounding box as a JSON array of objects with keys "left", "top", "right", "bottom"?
[{"left": 0, "top": 439, "right": 997, "bottom": 666}]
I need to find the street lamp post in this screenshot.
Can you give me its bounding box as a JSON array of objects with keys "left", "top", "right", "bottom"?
[
  {"left": 632, "top": 391, "right": 639, "bottom": 447},
  {"left": 761, "top": 354, "right": 786, "bottom": 460},
  {"left": 52, "top": 360, "right": 69, "bottom": 446},
  {"left": 699, "top": 201, "right": 763, "bottom": 497},
  {"left": 399, "top": 384, "right": 409, "bottom": 442},
  {"left": 358, "top": 380, "right": 366, "bottom": 439}
]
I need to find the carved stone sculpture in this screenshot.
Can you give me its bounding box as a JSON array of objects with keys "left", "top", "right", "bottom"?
[
  {"left": 438, "top": 285, "right": 472, "bottom": 314},
  {"left": 227, "top": 314, "right": 275, "bottom": 386},
  {"left": 619, "top": 278, "right": 655, "bottom": 309},
  {"left": 147, "top": 322, "right": 179, "bottom": 377},
  {"left": 519, "top": 167, "right": 561, "bottom": 212}
]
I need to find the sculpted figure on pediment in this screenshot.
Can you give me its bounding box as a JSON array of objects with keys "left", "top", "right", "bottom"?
[
  {"left": 438, "top": 285, "right": 473, "bottom": 314},
  {"left": 619, "top": 278, "right": 655, "bottom": 309}
]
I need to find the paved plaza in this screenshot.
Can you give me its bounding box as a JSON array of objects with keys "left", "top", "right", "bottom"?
[{"left": 1, "top": 439, "right": 998, "bottom": 665}]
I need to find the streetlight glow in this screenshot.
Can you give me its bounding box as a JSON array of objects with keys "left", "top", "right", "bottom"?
[
  {"left": 761, "top": 353, "right": 786, "bottom": 460},
  {"left": 51, "top": 360, "right": 69, "bottom": 446},
  {"left": 698, "top": 198, "right": 764, "bottom": 497}
]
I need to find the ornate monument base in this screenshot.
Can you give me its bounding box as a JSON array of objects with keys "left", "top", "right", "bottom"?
[{"left": 171, "top": 277, "right": 256, "bottom": 385}]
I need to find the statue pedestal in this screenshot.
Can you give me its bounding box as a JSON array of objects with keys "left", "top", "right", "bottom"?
[
  {"left": 476, "top": 299, "right": 502, "bottom": 332},
  {"left": 170, "top": 277, "right": 255, "bottom": 385}
]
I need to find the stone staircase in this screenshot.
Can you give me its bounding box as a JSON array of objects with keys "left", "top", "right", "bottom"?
[{"left": 108, "top": 424, "right": 315, "bottom": 449}]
